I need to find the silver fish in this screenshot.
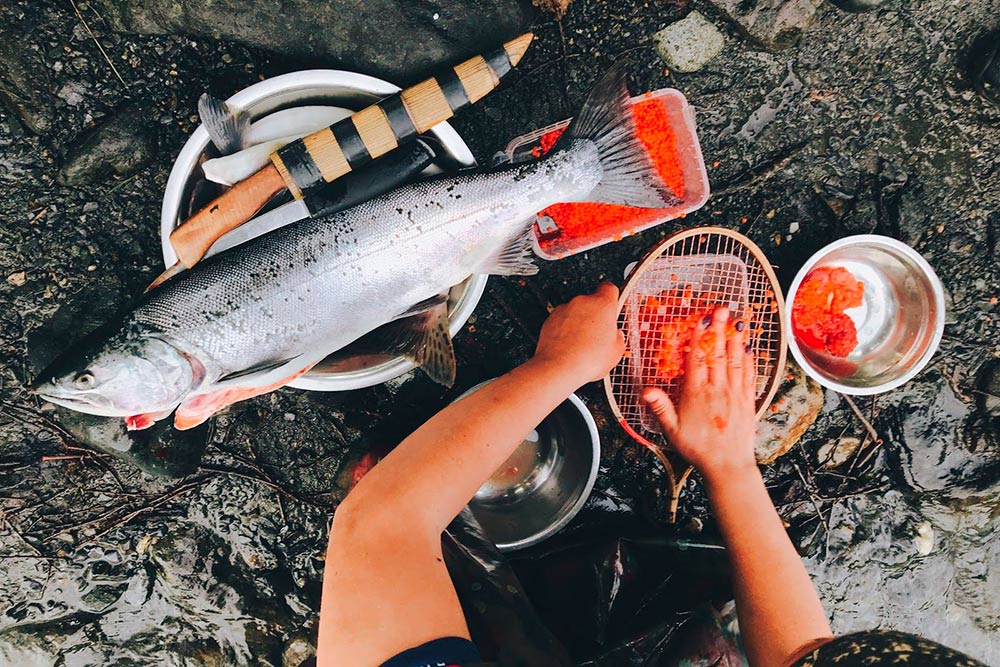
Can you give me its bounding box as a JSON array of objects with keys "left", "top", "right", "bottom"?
[{"left": 32, "top": 68, "right": 677, "bottom": 431}]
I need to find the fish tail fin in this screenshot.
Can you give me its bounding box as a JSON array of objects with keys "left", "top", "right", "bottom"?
[
  {"left": 198, "top": 93, "right": 250, "bottom": 155},
  {"left": 554, "top": 64, "right": 679, "bottom": 208}
]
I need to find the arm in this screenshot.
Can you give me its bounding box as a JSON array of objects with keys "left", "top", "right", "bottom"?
[
  {"left": 642, "top": 307, "right": 833, "bottom": 667},
  {"left": 318, "top": 284, "right": 625, "bottom": 667}
]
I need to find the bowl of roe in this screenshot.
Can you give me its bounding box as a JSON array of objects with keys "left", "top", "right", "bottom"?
[
  {"left": 504, "top": 88, "right": 710, "bottom": 259},
  {"left": 785, "top": 235, "right": 945, "bottom": 395}
]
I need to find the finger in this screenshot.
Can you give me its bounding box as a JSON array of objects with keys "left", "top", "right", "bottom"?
[
  {"left": 707, "top": 306, "right": 729, "bottom": 385},
  {"left": 642, "top": 387, "right": 678, "bottom": 436},
  {"left": 744, "top": 345, "right": 757, "bottom": 404},
  {"left": 727, "top": 318, "right": 747, "bottom": 390},
  {"left": 594, "top": 282, "right": 620, "bottom": 302},
  {"left": 686, "top": 313, "right": 710, "bottom": 387}
]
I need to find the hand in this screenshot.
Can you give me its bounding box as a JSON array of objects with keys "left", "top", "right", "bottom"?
[
  {"left": 533, "top": 282, "right": 626, "bottom": 384},
  {"left": 641, "top": 307, "right": 758, "bottom": 484}
]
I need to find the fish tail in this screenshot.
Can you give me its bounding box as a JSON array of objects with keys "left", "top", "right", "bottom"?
[
  {"left": 197, "top": 93, "right": 251, "bottom": 155},
  {"left": 553, "top": 64, "right": 678, "bottom": 208}
]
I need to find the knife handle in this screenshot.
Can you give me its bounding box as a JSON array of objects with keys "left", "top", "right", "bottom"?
[
  {"left": 270, "top": 33, "right": 533, "bottom": 199},
  {"left": 169, "top": 164, "right": 286, "bottom": 269}
]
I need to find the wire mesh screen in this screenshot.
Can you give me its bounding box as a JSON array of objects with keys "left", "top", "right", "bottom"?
[{"left": 608, "top": 229, "right": 785, "bottom": 450}]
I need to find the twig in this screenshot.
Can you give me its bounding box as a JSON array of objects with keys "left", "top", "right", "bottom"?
[
  {"left": 712, "top": 140, "right": 811, "bottom": 197},
  {"left": 67, "top": 0, "right": 127, "bottom": 87},
  {"left": 841, "top": 393, "right": 881, "bottom": 445}
]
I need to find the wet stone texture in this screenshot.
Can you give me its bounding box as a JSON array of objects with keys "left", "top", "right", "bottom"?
[{"left": 1, "top": 0, "right": 1000, "bottom": 664}]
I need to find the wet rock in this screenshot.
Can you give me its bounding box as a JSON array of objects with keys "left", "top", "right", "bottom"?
[
  {"left": 282, "top": 636, "right": 315, "bottom": 667},
  {"left": 816, "top": 435, "right": 861, "bottom": 469},
  {"left": 826, "top": 0, "right": 888, "bottom": 11},
  {"left": 968, "top": 27, "right": 1000, "bottom": 105},
  {"left": 0, "top": 31, "right": 55, "bottom": 134},
  {"left": 975, "top": 360, "right": 1000, "bottom": 419},
  {"left": 707, "top": 0, "right": 823, "bottom": 50},
  {"left": 58, "top": 105, "right": 158, "bottom": 186},
  {"left": 652, "top": 11, "right": 726, "bottom": 73},
  {"left": 91, "top": 0, "right": 538, "bottom": 83},
  {"left": 754, "top": 360, "right": 824, "bottom": 464}
]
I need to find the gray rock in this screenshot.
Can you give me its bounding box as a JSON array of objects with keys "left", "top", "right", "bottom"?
[
  {"left": 91, "top": 0, "right": 538, "bottom": 83},
  {"left": 0, "top": 32, "right": 55, "bottom": 134},
  {"left": 755, "top": 360, "right": 824, "bottom": 464},
  {"left": 58, "top": 105, "right": 158, "bottom": 186},
  {"left": 707, "top": 0, "right": 824, "bottom": 50},
  {"left": 653, "top": 11, "right": 726, "bottom": 73}
]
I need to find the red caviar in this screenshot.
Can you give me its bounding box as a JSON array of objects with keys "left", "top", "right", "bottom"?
[
  {"left": 791, "top": 266, "right": 865, "bottom": 358},
  {"left": 533, "top": 97, "right": 686, "bottom": 253},
  {"left": 637, "top": 287, "right": 742, "bottom": 383}
]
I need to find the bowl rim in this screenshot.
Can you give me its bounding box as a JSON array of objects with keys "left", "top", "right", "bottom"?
[
  {"left": 458, "top": 380, "right": 601, "bottom": 551},
  {"left": 158, "top": 69, "right": 486, "bottom": 392},
  {"left": 785, "top": 234, "right": 945, "bottom": 395}
]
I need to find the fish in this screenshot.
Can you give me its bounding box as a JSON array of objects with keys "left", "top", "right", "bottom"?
[{"left": 31, "top": 66, "right": 678, "bottom": 431}]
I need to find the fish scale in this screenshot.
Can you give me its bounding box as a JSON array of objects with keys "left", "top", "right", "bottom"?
[{"left": 135, "top": 147, "right": 602, "bottom": 384}]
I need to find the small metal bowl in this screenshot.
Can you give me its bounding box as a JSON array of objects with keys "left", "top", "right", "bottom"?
[
  {"left": 456, "top": 380, "right": 601, "bottom": 551},
  {"left": 160, "top": 70, "right": 487, "bottom": 392},
  {"left": 786, "top": 235, "right": 945, "bottom": 395}
]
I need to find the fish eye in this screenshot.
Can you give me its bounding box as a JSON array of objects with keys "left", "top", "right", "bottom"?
[{"left": 73, "top": 372, "right": 96, "bottom": 389}]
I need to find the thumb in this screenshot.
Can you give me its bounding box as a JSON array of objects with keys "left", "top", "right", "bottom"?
[{"left": 642, "top": 387, "right": 678, "bottom": 436}]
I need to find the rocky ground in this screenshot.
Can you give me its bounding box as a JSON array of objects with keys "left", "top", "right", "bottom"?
[{"left": 1, "top": 0, "right": 999, "bottom": 665}]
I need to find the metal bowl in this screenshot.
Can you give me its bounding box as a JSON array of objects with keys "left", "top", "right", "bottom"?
[
  {"left": 456, "top": 380, "right": 601, "bottom": 551},
  {"left": 786, "top": 235, "right": 945, "bottom": 395},
  {"left": 160, "top": 70, "right": 487, "bottom": 392}
]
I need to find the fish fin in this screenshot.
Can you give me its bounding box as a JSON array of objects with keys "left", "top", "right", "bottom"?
[
  {"left": 394, "top": 293, "right": 450, "bottom": 319},
  {"left": 125, "top": 408, "right": 174, "bottom": 431},
  {"left": 352, "top": 300, "right": 456, "bottom": 387},
  {"left": 174, "top": 365, "right": 314, "bottom": 430},
  {"left": 216, "top": 356, "right": 302, "bottom": 384},
  {"left": 198, "top": 93, "right": 250, "bottom": 155},
  {"left": 478, "top": 227, "right": 539, "bottom": 276},
  {"left": 553, "top": 64, "right": 679, "bottom": 207}
]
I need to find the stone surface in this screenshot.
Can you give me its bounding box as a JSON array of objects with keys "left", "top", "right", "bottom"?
[
  {"left": 57, "top": 105, "right": 158, "bottom": 186},
  {"left": 91, "top": 0, "right": 539, "bottom": 83},
  {"left": 0, "top": 29, "right": 55, "bottom": 134},
  {"left": 2, "top": 0, "right": 1000, "bottom": 663},
  {"left": 754, "top": 361, "right": 824, "bottom": 465},
  {"left": 653, "top": 11, "right": 726, "bottom": 73},
  {"left": 708, "top": 0, "right": 824, "bottom": 49}
]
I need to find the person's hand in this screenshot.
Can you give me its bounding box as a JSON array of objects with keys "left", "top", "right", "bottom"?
[
  {"left": 533, "top": 282, "right": 625, "bottom": 384},
  {"left": 641, "top": 306, "right": 758, "bottom": 484}
]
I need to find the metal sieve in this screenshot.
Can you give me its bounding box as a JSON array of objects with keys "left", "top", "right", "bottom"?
[{"left": 603, "top": 227, "right": 787, "bottom": 520}]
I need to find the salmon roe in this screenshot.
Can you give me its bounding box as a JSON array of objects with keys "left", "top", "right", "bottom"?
[
  {"left": 532, "top": 98, "right": 686, "bottom": 253},
  {"left": 637, "top": 287, "right": 743, "bottom": 383},
  {"left": 791, "top": 266, "right": 865, "bottom": 358}
]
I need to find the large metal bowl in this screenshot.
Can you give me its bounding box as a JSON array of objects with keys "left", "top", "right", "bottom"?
[
  {"left": 160, "top": 70, "right": 487, "bottom": 391},
  {"left": 456, "top": 380, "right": 601, "bottom": 552},
  {"left": 786, "top": 235, "right": 945, "bottom": 395}
]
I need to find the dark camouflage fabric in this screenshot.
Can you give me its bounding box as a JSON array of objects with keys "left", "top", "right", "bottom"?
[{"left": 792, "top": 631, "right": 986, "bottom": 667}]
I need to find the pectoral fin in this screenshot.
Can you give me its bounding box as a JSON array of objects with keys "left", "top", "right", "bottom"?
[
  {"left": 173, "top": 365, "right": 313, "bottom": 430},
  {"left": 348, "top": 298, "right": 457, "bottom": 387},
  {"left": 478, "top": 228, "right": 539, "bottom": 276}
]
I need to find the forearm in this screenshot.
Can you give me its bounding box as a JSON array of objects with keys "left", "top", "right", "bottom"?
[
  {"left": 707, "top": 469, "right": 832, "bottom": 667},
  {"left": 343, "top": 356, "right": 583, "bottom": 534}
]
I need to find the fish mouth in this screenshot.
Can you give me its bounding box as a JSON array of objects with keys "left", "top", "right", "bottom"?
[{"left": 30, "top": 385, "right": 128, "bottom": 418}]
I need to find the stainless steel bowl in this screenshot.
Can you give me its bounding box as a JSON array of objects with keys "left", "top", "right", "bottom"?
[
  {"left": 457, "top": 380, "right": 601, "bottom": 551},
  {"left": 160, "top": 70, "right": 487, "bottom": 391},
  {"left": 786, "top": 235, "right": 945, "bottom": 395}
]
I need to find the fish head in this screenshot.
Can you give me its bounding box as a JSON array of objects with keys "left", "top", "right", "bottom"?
[{"left": 30, "top": 329, "right": 204, "bottom": 418}]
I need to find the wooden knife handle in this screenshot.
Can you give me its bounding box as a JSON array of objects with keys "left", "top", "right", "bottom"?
[{"left": 169, "top": 164, "right": 287, "bottom": 269}]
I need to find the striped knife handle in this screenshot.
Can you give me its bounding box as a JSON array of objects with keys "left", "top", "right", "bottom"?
[{"left": 270, "top": 33, "right": 533, "bottom": 199}]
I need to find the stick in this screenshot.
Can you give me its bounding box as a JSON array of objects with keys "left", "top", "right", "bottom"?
[{"left": 67, "top": 0, "right": 126, "bottom": 87}]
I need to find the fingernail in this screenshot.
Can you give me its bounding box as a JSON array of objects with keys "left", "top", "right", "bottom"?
[
  {"left": 735, "top": 321, "right": 745, "bottom": 332},
  {"left": 745, "top": 343, "right": 753, "bottom": 354},
  {"left": 702, "top": 315, "right": 712, "bottom": 329}
]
